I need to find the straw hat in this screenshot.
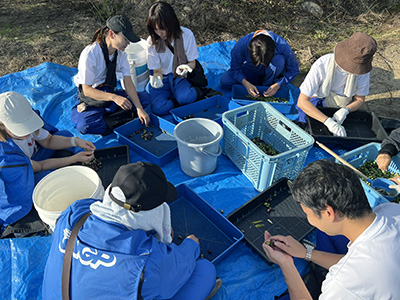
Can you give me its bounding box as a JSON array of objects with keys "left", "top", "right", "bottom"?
[{"left": 334, "top": 32, "right": 377, "bottom": 75}]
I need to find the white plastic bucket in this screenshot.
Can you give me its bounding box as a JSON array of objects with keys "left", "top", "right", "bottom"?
[
  {"left": 174, "top": 118, "right": 223, "bottom": 177},
  {"left": 33, "top": 166, "right": 104, "bottom": 231},
  {"left": 122, "top": 39, "right": 149, "bottom": 92}
]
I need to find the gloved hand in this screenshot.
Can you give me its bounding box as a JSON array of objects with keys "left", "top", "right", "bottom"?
[
  {"left": 324, "top": 117, "right": 347, "bottom": 137},
  {"left": 388, "top": 184, "right": 400, "bottom": 193},
  {"left": 149, "top": 75, "right": 163, "bottom": 89},
  {"left": 176, "top": 64, "right": 193, "bottom": 76},
  {"left": 332, "top": 107, "right": 350, "bottom": 125}
]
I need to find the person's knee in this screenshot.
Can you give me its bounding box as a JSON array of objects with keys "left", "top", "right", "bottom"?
[
  {"left": 175, "top": 88, "right": 197, "bottom": 105},
  {"left": 220, "top": 70, "right": 235, "bottom": 90},
  {"left": 272, "top": 54, "right": 285, "bottom": 73},
  {"left": 196, "top": 259, "right": 216, "bottom": 288},
  {"left": 151, "top": 100, "right": 174, "bottom": 116}
]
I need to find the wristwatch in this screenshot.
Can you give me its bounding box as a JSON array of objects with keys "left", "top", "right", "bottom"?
[{"left": 303, "top": 240, "right": 315, "bottom": 262}]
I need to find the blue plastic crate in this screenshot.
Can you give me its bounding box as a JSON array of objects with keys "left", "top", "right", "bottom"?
[
  {"left": 170, "top": 95, "right": 241, "bottom": 126},
  {"left": 114, "top": 114, "right": 178, "bottom": 166},
  {"left": 339, "top": 142, "right": 400, "bottom": 205},
  {"left": 231, "top": 83, "right": 299, "bottom": 114},
  {"left": 222, "top": 102, "right": 314, "bottom": 192},
  {"left": 169, "top": 184, "right": 244, "bottom": 264}
]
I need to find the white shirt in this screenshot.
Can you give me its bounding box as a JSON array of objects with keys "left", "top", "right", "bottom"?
[
  {"left": 74, "top": 42, "right": 131, "bottom": 88},
  {"left": 147, "top": 27, "right": 199, "bottom": 75},
  {"left": 13, "top": 128, "right": 49, "bottom": 158},
  {"left": 320, "top": 203, "right": 400, "bottom": 299},
  {"left": 300, "top": 53, "right": 370, "bottom": 98}
]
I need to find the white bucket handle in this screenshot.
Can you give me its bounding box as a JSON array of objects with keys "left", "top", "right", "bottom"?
[{"left": 197, "top": 146, "right": 222, "bottom": 157}]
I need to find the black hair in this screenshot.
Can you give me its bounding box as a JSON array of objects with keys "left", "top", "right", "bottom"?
[
  {"left": 290, "top": 159, "right": 372, "bottom": 219},
  {"left": 147, "top": 1, "right": 182, "bottom": 46},
  {"left": 249, "top": 34, "right": 275, "bottom": 67}
]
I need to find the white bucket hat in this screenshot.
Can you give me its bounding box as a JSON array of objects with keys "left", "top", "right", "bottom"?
[{"left": 0, "top": 91, "right": 44, "bottom": 137}]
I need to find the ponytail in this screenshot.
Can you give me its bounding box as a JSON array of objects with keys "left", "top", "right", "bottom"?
[{"left": 90, "top": 26, "right": 109, "bottom": 45}]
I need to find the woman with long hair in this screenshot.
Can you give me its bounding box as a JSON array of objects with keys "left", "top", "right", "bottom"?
[{"left": 146, "top": 2, "right": 204, "bottom": 116}]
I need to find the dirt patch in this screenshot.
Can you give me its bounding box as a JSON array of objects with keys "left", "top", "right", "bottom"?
[{"left": 0, "top": 0, "right": 399, "bottom": 119}]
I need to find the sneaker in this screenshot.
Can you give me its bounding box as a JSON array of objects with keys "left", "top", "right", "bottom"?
[{"left": 205, "top": 277, "right": 222, "bottom": 300}]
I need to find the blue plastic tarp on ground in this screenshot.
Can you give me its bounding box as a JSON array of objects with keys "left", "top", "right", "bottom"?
[{"left": 0, "top": 40, "right": 349, "bottom": 300}]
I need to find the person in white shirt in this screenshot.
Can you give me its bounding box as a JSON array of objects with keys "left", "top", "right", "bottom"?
[
  {"left": 297, "top": 32, "right": 377, "bottom": 137},
  {"left": 146, "top": 1, "right": 207, "bottom": 116},
  {"left": 262, "top": 159, "right": 400, "bottom": 299},
  {"left": 71, "top": 15, "right": 150, "bottom": 135}
]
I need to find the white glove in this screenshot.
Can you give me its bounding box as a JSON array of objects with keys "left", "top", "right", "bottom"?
[
  {"left": 149, "top": 75, "right": 164, "bottom": 89},
  {"left": 332, "top": 107, "right": 350, "bottom": 125},
  {"left": 176, "top": 64, "right": 193, "bottom": 76},
  {"left": 389, "top": 184, "right": 400, "bottom": 193},
  {"left": 324, "top": 117, "right": 347, "bottom": 137}
]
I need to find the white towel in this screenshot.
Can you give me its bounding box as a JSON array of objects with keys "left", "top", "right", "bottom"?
[
  {"left": 90, "top": 186, "right": 172, "bottom": 244},
  {"left": 319, "top": 55, "right": 357, "bottom": 98}
]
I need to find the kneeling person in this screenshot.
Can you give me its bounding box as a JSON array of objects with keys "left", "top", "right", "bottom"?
[{"left": 42, "top": 162, "right": 219, "bottom": 300}]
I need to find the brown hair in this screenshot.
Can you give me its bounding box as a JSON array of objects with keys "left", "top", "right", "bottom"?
[
  {"left": 147, "top": 1, "right": 182, "bottom": 46},
  {"left": 90, "top": 26, "right": 120, "bottom": 45}
]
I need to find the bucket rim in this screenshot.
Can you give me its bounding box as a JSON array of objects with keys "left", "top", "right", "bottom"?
[
  {"left": 174, "top": 118, "right": 223, "bottom": 148},
  {"left": 32, "top": 165, "right": 102, "bottom": 208}
]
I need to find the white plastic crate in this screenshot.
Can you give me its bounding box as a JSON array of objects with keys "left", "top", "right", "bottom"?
[{"left": 222, "top": 102, "right": 314, "bottom": 191}]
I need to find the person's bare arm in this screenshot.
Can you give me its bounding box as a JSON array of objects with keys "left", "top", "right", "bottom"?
[
  {"left": 346, "top": 94, "right": 365, "bottom": 112},
  {"left": 123, "top": 75, "right": 150, "bottom": 126},
  {"left": 297, "top": 92, "right": 328, "bottom": 123},
  {"left": 81, "top": 84, "right": 133, "bottom": 110}
]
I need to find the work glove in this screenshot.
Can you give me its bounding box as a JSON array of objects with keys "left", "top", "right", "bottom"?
[
  {"left": 324, "top": 117, "right": 347, "bottom": 137},
  {"left": 388, "top": 184, "right": 400, "bottom": 193},
  {"left": 332, "top": 107, "right": 350, "bottom": 125},
  {"left": 176, "top": 64, "right": 193, "bottom": 76},
  {"left": 149, "top": 75, "right": 164, "bottom": 89}
]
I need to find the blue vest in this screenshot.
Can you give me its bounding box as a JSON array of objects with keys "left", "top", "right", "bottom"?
[
  {"left": 42, "top": 199, "right": 149, "bottom": 299},
  {"left": 0, "top": 139, "right": 34, "bottom": 229}
]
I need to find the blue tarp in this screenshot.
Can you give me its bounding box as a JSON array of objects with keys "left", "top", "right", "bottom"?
[{"left": 0, "top": 40, "right": 363, "bottom": 300}]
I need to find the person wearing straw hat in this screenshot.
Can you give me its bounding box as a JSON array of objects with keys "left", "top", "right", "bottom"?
[
  {"left": 262, "top": 160, "right": 400, "bottom": 299},
  {"left": 0, "top": 91, "right": 95, "bottom": 238},
  {"left": 220, "top": 30, "right": 299, "bottom": 97},
  {"left": 71, "top": 15, "right": 150, "bottom": 136},
  {"left": 42, "top": 162, "right": 221, "bottom": 300},
  {"left": 296, "top": 32, "right": 377, "bottom": 137}
]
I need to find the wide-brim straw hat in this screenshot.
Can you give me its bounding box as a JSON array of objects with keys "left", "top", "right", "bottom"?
[{"left": 334, "top": 32, "right": 377, "bottom": 75}]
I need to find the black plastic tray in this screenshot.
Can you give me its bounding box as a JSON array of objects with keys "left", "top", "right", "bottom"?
[
  {"left": 227, "top": 178, "right": 314, "bottom": 265},
  {"left": 307, "top": 108, "right": 388, "bottom": 145},
  {"left": 89, "top": 146, "right": 130, "bottom": 188}
]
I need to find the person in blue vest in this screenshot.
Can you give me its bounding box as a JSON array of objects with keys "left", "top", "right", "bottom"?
[
  {"left": 71, "top": 15, "right": 150, "bottom": 136},
  {"left": 220, "top": 30, "right": 299, "bottom": 97},
  {"left": 0, "top": 91, "right": 95, "bottom": 238},
  {"left": 42, "top": 162, "right": 221, "bottom": 300}
]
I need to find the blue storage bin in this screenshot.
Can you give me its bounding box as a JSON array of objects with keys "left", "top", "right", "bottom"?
[
  {"left": 231, "top": 83, "right": 299, "bottom": 114},
  {"left": 170, "top": 184, "right": 244, "bottom": 264},
  {"left": 170, "top": 95, "right": 241, "bottom": 125},
  {"left": 339, "top": 142, "right": 399, "bottom": 205},
  {"left": 222, "top": 102, "right": 314, "bottom": 192},
  {"left": 114, "top": 114, "right": 178, "bottom": 166}
]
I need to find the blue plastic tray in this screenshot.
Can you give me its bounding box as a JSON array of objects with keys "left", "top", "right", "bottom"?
[
  {"left": 231, "top": 83, "right": 299, "bottom": 114},
  {"left": 114, "top": 114, "right": 178, "bottom": 166},
  {"left": 170, "top": 95, "right": 241, "bottom": 125},
  {"left": 170, "top": 184, "right": 244, "bottom": 264},
  {"left": 339, "top": 142, "right": 399, "bottom": 205}
]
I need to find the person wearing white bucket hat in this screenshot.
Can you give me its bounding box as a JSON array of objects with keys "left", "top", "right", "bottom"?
[
  {"left": 71, "top": 15, "right": 151, "bottom": 136},
  {"left": 296, "top": 32, "right": 377, "bottom": 137},
  {"left": 42, "top": 162, "right": 221, "bottom": 300},
  {"left": 0, "top": 91, "right": 96, "bottom": 238}
]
